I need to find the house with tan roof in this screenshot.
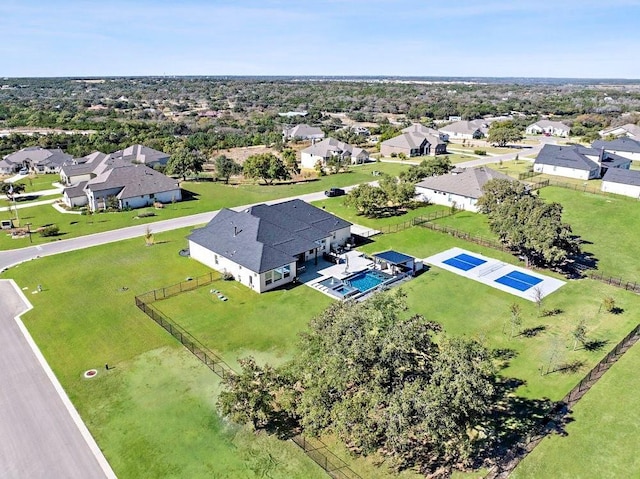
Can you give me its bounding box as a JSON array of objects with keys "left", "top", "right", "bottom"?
[
  {"left": 300, "top": 137, "right": 369, "bottom": 169},
  {"left": 380, "top": 124, "right": 448, "bottom": 158},
  {"left": 415, "top": 166, "right": 513, "bottom": 212}
]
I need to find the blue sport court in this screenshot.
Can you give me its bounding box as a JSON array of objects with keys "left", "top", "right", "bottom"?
[
  {"left": 495, "top": 271, "right": 543, "bottom": 292},
  {"left": 442, "top": 253, "right": 487, "bottom": 272}
]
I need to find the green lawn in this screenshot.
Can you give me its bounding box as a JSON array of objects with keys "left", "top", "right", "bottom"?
[
  {"left": 311, "top": 196, "right": 449, "bottom": 229},
  {"left": 512, "top": 338, "right": 640, "bottom": 479},
  {"left": 1, "top": 228, "right": 326, "bottom": 479},
  {"left": 4, "top": 187, "right": 640, "bottom": 478},
  {"left": 0, "top": 162, "right": 410, "bottom": 250},
  {"left": 539, "top": 187, "right": 640, "bottom": 278},
  {"left": 12, "top": 173, "right": 61, "bottom": 191}
]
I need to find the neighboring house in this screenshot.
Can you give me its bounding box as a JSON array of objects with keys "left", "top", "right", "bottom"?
[
  {"left": 282, "top": 124, "right": 325, "bottom": 141},
  {"left": 599, "top": 123, "right": 640, "bottom": 140},
  {"left": 439, "top": 120, "right": 488, "bottom": 140},
  {"left": 188, "top": 199, "right": 352, "bottom": 293},
  {"left": 60, "top": 151, "right": 110, "bottom": 185},
  {"left": 592, "top": 138, "right": 640, "bottom": 162},
  {"left": 533, "top": 144, "right": 630, "bottom": 180},
  {"left": 109, "top": 144, "right": 170, "bottom": 167},
  {"left": 380, "top": 124, "right": 448, "bottom": 158},
  {"left": 62, "top": 181, "right": 89, "bottom": 208},
  {"left": 601, "top": 168, "right": 640, "bottom": 198},
  {"left": 415, "top": 166, "right": 513, "bottom": 212},
  {"left": 83, "top": 164, "right": 182, "bottom": 212},
  {"left": 2, "top": 146, "right": 74, "bottom": 174},
  {"left": 300, "top": 137, "right": 369, "bottom": 169},
  {"left": 525, "top": 120, "right": 571, "bottom": 137}
]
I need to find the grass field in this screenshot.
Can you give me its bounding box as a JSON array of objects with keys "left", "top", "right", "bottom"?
[
  {"left": 0, "top": 162, "right": 410, "bottom": 250},
  {"left": 4, "top": 180, "right": 640, "bottom": 478},
  {"left": 539, "top": 187, "right": 640, "bottom": 278},
  {"left": 512, "top": 338, "right": 640, "bottom": 479},
  {"left": 1, "top": 228, "right": 326, "bottom": 478}
]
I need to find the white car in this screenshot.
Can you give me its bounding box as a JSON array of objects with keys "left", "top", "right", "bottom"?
[{"left": 18, "top": 167, "right": 29, "bottom": 175}]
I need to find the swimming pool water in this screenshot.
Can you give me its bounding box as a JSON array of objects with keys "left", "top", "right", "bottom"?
[{"left": 346, "top": 270, "right": 392, "bottom": 293}]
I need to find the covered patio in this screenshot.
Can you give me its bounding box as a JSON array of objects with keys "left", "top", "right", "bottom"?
[{"left": 372, "top": 250, "right": 419, "bottom": 276}]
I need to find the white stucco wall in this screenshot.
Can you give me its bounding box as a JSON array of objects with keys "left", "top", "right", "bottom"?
[
  {"left": 330, "top": 227, "right": 351, "bottom": 247},
  {"left": 601, "top": 150, "right": 640, "bottom": 162},
  {"left": 416, "top": 187, "right": 478, "bottom": 212},
  {"left": 533, "top": 163, "right": 596, "bottom": 180},
  {"left": 189, "top": 241, "right": 295, "bottom": 293},
  {"left": 601, "top": 181, "right": 640, "bottom": 198},
  {"left": 63, "top": 192, "right": 88, "bottom": 208},
  {"left": 121, "top": 189, "right": 181, "bottom": 210},
  {"left": 301, "top": 152, "right": 323, "bottom": 169}
]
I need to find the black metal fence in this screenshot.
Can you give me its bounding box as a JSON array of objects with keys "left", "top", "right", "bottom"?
[
  {"left": 370, "top": 208, "right": 458, "bottom": 235},
  {"left": 415, "top": 220, "right": 509, "bottom": 252},
  {"left": 485, "top": 322, "right": 640, "bottom": 479},
  {"left": 518, "top": 170, "right": 541, "bottom": 181},
  {"left": 135, "top": 276, "right": 363, "bottom": 479},
  {"left": 587, "top": 272, "right": 640, "bottom": 294},
  {"left": 529, "top": 178, "right": 640, "bottom": 198},
  {"left": 291, "top": 436, "right": 363, "bottom": 479}
]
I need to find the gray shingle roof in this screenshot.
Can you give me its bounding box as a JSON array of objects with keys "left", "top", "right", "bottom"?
[
  {"left": 3, "top": 146, "right": 73, "bottom": 168},
  {"left": 110, "top": 144, "right": 170, "bottom": 165},
  {"left": 527, "top": 120, "right": 570, "bottom": 132},
  {"left": 188, "top": 199, "right": 351, "bottom": 273},
  {"left": 301, "top": 137, "right": 367, "bottom": 158},
  {"left": 416, "top": 166, "right": 513, "bottom": 199},
  {"left": 602, "top": 167, "right": 640, "bottom": 187},
  {"left": 534, "top": 144, "right": 600, "bottom": 171},
  {"left": 63, "top": 181, "right": 88, "bottom": 198},
  {"left": 592, "top": 137, "right": 640, "bottom": 154},
  {"left": 84, "top": 164, "right": 180, "bottom": 199},
  {"left": 284, "top": 124, "right": 325, "bottom": 139}
]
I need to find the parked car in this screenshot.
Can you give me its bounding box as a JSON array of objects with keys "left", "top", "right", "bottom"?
[
  {"left": 18, "top": 167, "right": 29, "bottom": 175},
  {"left": 324, "top": 187, "right": 345, "bottom": 197}
]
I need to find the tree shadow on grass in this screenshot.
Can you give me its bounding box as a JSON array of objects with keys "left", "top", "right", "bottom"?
[
  {"left": 584, "top": 338, "right": 608, "bottom": 352},
  {"left": 521, "top": 325, "right": 546, "bottom": 338},
  {"left": 553, "top": 360, "right": 586, "bottom": 374}
]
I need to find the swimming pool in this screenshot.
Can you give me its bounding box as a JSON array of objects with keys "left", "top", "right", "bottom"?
[
  {"left": 345, "top": 270, "right": 393, "bottom": 293},
  {"left": 442, "top": 253, "right": 487, "bottom": 271},
  {"left": 495, "top": 270, "right": 543, "bottom": 292},
  {"left": 318, "top": 277, "right": 358, "bottom": 298}
]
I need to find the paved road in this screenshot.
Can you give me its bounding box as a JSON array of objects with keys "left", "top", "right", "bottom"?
[
  {"left": 0, "top": 185, "right": 363, "bottom": 272},
  {"left": 0, "top": 280, "right": 115, "bottom": 479}
]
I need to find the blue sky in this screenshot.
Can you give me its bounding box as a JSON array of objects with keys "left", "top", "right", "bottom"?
[{"left": 1, "top": 0, "right": 640, "bottom": 78}]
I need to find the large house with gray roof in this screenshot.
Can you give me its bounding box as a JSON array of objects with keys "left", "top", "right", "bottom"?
[
  {"left": 300, "top": 137, "right": 369, "bottom": 169},
  {"left": 110, "top": 144, "right": 170, "bottom": 167},
  {"left": 83, "top": 164, "right": 181, "bottom": 212},
  {"left": 601, "top": 168, "right": 640, "bottom": 198},
  {"left": 438, "top": 120, "right": 488, "bottom": 140},
  {"left": 188, "top": 199, "right": 352, "bottom": 293},
  {"left": 533, "top": 144, "right": 630, "bottom": 180},
  {"left": 0, "top": 146, "right": 73, "bottom": 175},
  {"left": 592, "top": 137, "right": 640, "bottom": 162},
  {"left": 282, "top": 124, "right": 325, "bottom": 141},
  {"left": 415, "top": 166, "right": 513, "bottom": 212},
  {"left": 380, "top": 124, "right": 448, "bottom": 158}
]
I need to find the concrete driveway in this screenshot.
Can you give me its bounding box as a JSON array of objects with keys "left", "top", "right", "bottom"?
[{"left": 0, "top": 280, "right": 115, "bottom": 479}]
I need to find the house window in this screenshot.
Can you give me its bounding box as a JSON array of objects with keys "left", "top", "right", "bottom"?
[
  {"left": 265, "top": 271, "right": 273, "bottom": 285},
  {"left": 308, "top": 249, "right": 314, "bottom": 255},
  {"left": 283, "top": 265, "right": 291, "bottom": 278},
  {"left": 273, "top": 268, "right": 283, "bottom": 282},
  {"left": 214, "top": 255, "right": 219, "bottom": 265}
]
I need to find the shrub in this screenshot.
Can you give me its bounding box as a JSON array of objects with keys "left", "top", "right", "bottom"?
[
  {"left": 474, "top": 149, "right": 487, "bottom": 156},
  {"left": 222, "top": 271, "right": 234, "bottom": 281},
  {"left": 390, "top": 152, "right": 398, "bottom": 158},
  {"left": 40, "top": 225, "right": 60, "bottom": 237},
  {"left": 603, "top": 296, "right": 616, "bottom": 313}
]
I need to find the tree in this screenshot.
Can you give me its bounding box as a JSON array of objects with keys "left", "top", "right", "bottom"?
[
  {"left": 509, "top": 303, "right": 522, "bottom": 339},
  {"left": 399, "top": 156, "right": 452, "bottom": 183},
  {"left": 571, "top": 320, "right": 587, "bottom": 351},
  {"left": 378, "top": 174, "right": 415, "bottom": 207},
  {"left": 478, "top": 179, "right": 581, "bottom": 268},
  {"left": 214, "top": 155, "right": 241, "bottom": 184},
  {"left": 343, "top": 183, "right": 388, "bottom": 217},
  {"left": 281, "top": 148, "right": 299, "bottom": 175},
  {"left": 1, "top": 182, "right": 26, "bottom": 199},
  {"left": 487, "top": 121, "right": 523, "bottom": 147},
  {"left": 218, "top": 357, "right": 295, "bottom": 431},
  {"left": 243, "top": 153, "right": 290, "bottom": 185},
  {"left": 165, "top": 147, "right": 205, "bottom": 180}
]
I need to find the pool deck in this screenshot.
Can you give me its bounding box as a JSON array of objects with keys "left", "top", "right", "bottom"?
[
  {"left": 298, "top": 251, "right": 374, "bottom": 298},
  {"left": 425, "top": 247, "right": 566, "bottom": 302}
]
